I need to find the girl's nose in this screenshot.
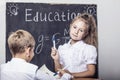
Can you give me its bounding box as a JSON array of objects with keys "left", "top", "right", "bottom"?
[{"left": 75, "top": 29, "right": 79, "bottom": 34}]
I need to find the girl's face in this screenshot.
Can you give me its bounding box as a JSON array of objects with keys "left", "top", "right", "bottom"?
[{"left": 70, "top": 19, "right": 88, "bottom": 43}]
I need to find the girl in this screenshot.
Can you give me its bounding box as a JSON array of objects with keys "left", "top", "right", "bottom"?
[{"left": 51, "top": 13, "right": 98, "bottom": 79}]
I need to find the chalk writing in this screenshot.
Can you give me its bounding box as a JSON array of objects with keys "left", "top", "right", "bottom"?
[
  {"left": 35, "top": 28, "right": 69, "bottom": 54},
  {"left": 25, "top": 9, "right": 81, "bottom": 22},
  {"left": 35, "top": 35, "right": 44, "bottom": 54}
]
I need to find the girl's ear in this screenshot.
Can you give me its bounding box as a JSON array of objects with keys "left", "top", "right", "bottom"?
[
  {"left": 82, "top": 31, "right": 88, "bottom": 39},
  {"left": 85, "top": 31, "right": 88, "bottom": 36}
]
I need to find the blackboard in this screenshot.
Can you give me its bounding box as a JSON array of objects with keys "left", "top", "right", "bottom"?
[{"left": 6, "top": 2, "right": 97, "bottom": 77}]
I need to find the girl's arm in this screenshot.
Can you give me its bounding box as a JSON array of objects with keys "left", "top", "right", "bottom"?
[
  {"left": 51, "top": 47, "right": 62, "bottom": 72},
  {"left": 71, "top": 64, "right": 95, "bottom": 78},
  {"left": 54, "top": 59, "right": 62, "bottom": 72}
]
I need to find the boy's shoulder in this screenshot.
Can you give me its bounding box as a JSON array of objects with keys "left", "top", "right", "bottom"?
[
  {"left": 0, "top": 61, "right": 10, "bottom": 68},
  {"left": 1, "top": 58, "right": 38, "bottom": 74}
]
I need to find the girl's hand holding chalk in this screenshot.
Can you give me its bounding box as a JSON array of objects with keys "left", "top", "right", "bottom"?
[
  {"left": 51, "top": 47, "right": 59, "bottom": 61},
  {"left": 52, "top": 35, "right": 56, "bottom": 49}
]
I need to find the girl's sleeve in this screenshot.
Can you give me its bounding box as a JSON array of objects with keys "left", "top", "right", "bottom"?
[
  {"left": 84, "top": 45, "right": 97, "bottom": 64},
  {"left": 58, "top": 45, "right": 64, "bottom": 65}
]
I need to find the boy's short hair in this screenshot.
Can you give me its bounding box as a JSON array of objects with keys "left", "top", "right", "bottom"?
[{"left": 8, "top": 29, "right": 35, "bottom": 55}]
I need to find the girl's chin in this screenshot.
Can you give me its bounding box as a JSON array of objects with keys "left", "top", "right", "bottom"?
[
  {"left": 71, "top": 39, "right": 80, "bottom": 42},
  {"left": 71, "top": 37, "right": 79, "bottom": 41}
]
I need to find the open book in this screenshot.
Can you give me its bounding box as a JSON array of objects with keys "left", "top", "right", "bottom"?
[{"left": 38, "top": 64, "right": 60, "bottom": 78}]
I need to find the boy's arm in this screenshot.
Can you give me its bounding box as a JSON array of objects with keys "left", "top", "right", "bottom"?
[
  {"left": 60, "top": 73, "right": 73, "bottom": 80},
  {"left": 57, "top": 69, "right": 73, "bottom": 80}
]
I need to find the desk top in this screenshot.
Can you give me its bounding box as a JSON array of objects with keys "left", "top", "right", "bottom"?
[{"left": 72, "top": 78, "right": 100, "bottom": 80}]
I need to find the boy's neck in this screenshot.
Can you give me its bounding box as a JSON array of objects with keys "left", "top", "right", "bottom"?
[{"left": 13, "top": 53, "right": 27, "bottom": 62}]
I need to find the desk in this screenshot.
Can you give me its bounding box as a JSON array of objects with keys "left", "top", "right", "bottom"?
[{"left": 72, "top": 78, "right": 100, "bottom": 80}]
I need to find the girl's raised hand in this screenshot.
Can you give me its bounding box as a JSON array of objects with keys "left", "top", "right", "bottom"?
[{"left": 51, "top": 47, "right": 59, "bottom": 61}]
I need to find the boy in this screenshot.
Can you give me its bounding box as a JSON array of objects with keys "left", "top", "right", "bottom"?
[{"left": 0, "top": 29, "right": 72, "bottom": 80}]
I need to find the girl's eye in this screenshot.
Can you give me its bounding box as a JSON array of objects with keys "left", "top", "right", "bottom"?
[
  {"left": 79, "top": 29, "right": 84, "bottom": 32},
  {"left": 73, "top": 26, "right": 77, "bottom": 29}
]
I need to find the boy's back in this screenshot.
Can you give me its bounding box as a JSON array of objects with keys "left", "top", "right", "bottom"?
[
  {"left": 0, "top": 29, "right": 37, "bottom": 80},
  {"left": 0, "top": 29, "right": 72, "bottom": 80},
  {"left": 0, "top": 58, "right": 38, "bottom": 80}
]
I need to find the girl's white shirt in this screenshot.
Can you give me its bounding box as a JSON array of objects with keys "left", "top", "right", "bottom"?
[
  {"left": 0, "top": 58, "right": 72, "bottom": 80},
  {"left": 58, "top": 40, "right": 97, "bottom": 73}
]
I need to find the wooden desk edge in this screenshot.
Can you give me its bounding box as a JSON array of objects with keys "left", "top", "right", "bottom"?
[{"left": 72, "top": 78, "right": 101, "bottom": 80}]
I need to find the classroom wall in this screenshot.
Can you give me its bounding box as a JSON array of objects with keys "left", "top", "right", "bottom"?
[{"left": 0, "top": 0, "right": 120, "bottom": 80}]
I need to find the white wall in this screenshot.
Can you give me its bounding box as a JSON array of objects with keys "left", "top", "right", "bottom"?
[
  {"left": 97, "top": 1, "right": 120, "bottom": 80},
  {"left": 0, "top": 1, "right": 6, "bottom": 65},
  {"left": 0, "top": 0, "right": 120, "bottom": 80}
]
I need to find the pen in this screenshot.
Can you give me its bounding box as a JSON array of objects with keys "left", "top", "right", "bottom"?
[
  {"left": 52, "top": 35, "right": 56, "bottom": 49},
  {"left": 53, "top": 66, "right": 69, "bottom": 76}
]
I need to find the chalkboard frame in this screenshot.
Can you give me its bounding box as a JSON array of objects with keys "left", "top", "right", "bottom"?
[{"left": 6, "top": 2, "right": 98, "bottom": 78}]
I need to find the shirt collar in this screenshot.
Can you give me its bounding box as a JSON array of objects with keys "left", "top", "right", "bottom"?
[
  {"left": 67, "top": 39, "right": 85, "bottom": 48},
  {"left": 11, "top": 58, "right": 26, "bottom": 63}
]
